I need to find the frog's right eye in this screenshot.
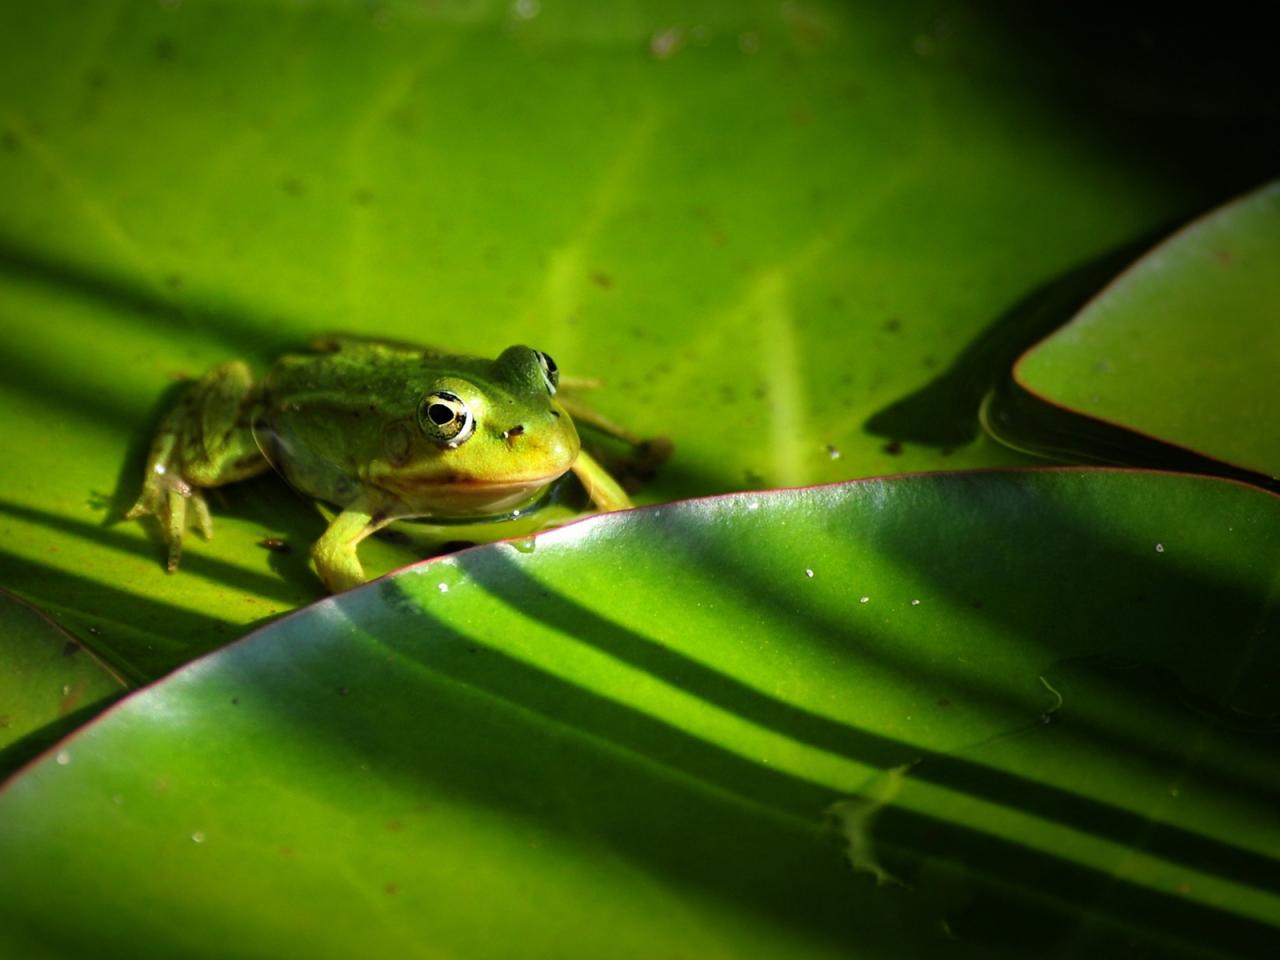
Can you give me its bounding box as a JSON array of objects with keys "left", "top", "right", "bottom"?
[{"left": 418, "top": 391, "right": 475, "bottom": 447}]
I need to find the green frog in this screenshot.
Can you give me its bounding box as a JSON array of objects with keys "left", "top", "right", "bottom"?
[{"left": 127, "top": 337, "right": 652, "bottom": 592}]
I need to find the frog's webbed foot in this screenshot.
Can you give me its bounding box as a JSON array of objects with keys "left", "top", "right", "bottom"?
[
  {"left": 126, "top": 478, "right": 213, "bottom": 572},
  {"left": 127, "top": 361, "right": 267, "bottom": 573}
]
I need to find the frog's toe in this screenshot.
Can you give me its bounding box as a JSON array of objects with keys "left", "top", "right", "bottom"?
[
  {"left": 188, "top": 490, "right": 214, "bottom": 541},
  {"left": 124, "top": 489, "right": 157, "bottom": 521},
  {"left": 165, "top": 537, "right": 184, "bottom": 573}
]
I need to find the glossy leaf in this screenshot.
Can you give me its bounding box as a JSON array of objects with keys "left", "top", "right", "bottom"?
[
  {"left": 0, "top": 0, "right": 1270, "bottom": 678},
  {"left": 1016, "top": 181, "right": 1280, "bottom": 478},
  {"left": 0, "top": 588, "right": 125, "bottom": 759},
  {"left": 2, "top": 470, "right": 1278, "bottom": 958}
]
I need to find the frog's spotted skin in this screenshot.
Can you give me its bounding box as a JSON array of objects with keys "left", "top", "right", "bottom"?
[{"left": 126, "top": 339, "right": 635, "bottom": 592}]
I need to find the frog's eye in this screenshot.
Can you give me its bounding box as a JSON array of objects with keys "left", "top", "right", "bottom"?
[
  {"left": 418, "top": 391, "right": 475, "bottom": 447},
  {"left": 534, "top": 349, "right": 559, "bottom": 395}
]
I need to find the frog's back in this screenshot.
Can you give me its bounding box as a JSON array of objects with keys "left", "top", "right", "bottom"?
[{"left": 255, "top": 342, "right": 504, "bottom": 509}]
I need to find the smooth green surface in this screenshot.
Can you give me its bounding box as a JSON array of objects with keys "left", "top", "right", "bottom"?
[
  {"left": 1016, "top": 181, "right": 1280, "bottom": 478},
  {"left": 0, "top": 0, "right": 1253, "bottom": 680},
  {"left": 1, "top": 470, "right": 1277, "bottom": 958},
  {"left": 0, "top": 588, "right": 124, "bottom": 753}
]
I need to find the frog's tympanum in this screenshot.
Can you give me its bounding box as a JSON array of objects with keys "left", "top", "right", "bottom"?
[{"left": 127, "top": 337, "right": 648, "bottom": 592}]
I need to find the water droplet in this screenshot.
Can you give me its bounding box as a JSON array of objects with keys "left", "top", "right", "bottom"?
[
  {"left": 191, "top": 831, "right": 205, "bottom": 844},
  {"left": 804, "top": 568, "right": 814, "bottom": 578},
  {"left": 859, "top": 596, "right": 870, "bottom": 604},
  {"left": 153, "top": 463, "right": 167, "bottom": 475},
  {"left": 437, "top": 582, "right": 449, "bottom": 593},
  {"left": 910, "top": 599, "right": 920, "bottom": 606},
  {"left": 512, "top": 537, "right": 537, "bottom": 555},
  {"left": 1155, "top": 543, "right": 1165, "bottom": 553},
  {"left": 825, "top": 444, "right": 842, "bottom": 461},
  {"left": 61, "top": 684, "right": 70, "bottom": 696},
  {"left": 55, "top": 750, "right": 71, "bottom": 766}
]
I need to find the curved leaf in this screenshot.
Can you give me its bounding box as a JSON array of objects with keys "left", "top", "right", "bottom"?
[
  {"left": 1015, "top": 181, "right": 1280, "bottom": 478},
  {"left": 0, "top": 0, "right": 1267, "bottom": 676},
  {"left": 0, "top": 588, "right": 125, "bottom": 761},
  {"left": 2, "top": 470, "right": 1277, "bottom": 958}
]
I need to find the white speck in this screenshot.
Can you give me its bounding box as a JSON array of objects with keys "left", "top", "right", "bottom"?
[
  {"left": 437, "top": 583, "right": 449, "bottom": 593},
  {"left": 61, "top": 684, "right": 71, "bottom": 696},
  {"left": 804, "top": 568, "right": 814, "bottom": 578},
  {"left": 746, "top": 500, "right": 760, "bottom": 512},
  {"left": 1155, "top": 543, "right": 1165, "bottom": 553},
  {"left": 153, "top": 463, "right": 167, "bottom": 475},
  {"left": 826, "top": 444, "right": 841, "bottom": 461},
  {"left": 910, "top": 599, "right": 920, "bottom": 606},
  {"left": 650, "top": 26, "right": 683, "bottom": 59},
  {"left": 738, "top": 31, "right": 760, "bottom": 54},
  {"left": 56, "top": 750, "right": 71, "bottom": 766},
  {"left": 511, "top": 0, "right": 539, "bottom": 20},
  {"left": 191, "top": 831, "right": 205, "bottom": 844},
  {"left": 860, "top": 596, "right": 870, "bottom": 604}
]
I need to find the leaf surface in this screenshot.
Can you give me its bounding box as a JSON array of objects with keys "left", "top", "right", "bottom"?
[{"left": 2, "top": 470, "right": 1277, "bottom": 958}]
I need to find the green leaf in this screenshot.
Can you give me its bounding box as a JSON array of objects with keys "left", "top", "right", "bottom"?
[
  {"left": 1015, "top": 181, "right": 1280, "bottom": 478},
  {"left": 0, "top": 588, "right": 125, "bottom": 765},
  {"left": 2, "top": 471, "right": 1277, "bottom": 958},
  {"left": 0, "top": 0, "right": 1266, "bottom": 678}
]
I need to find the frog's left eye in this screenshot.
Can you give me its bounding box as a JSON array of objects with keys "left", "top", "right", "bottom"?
[
  {"left": 418, "top": 391, "right": 475, "bottom": 447},
  {"left": 534, "top": 350, "right": 559, "bottom": 395}
]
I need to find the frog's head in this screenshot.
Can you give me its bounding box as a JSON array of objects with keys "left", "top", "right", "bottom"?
[{"left": 374, "top": 345, "right": 581, "bottom": 516}]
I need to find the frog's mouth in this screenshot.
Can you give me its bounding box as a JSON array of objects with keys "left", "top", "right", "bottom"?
[{"left": 381, "top": 471, "right": 566, "bottom": 517}]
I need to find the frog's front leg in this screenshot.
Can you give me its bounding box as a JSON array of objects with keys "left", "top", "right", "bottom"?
[
  {"left": 311, "top": 494, "right": 398, "bottom": 593},
  {"left": 570, "top": 449, "right": 632, "bottom": 512},
  {"left": 126, "top": 361, "right": 269, "bottom": 571}
]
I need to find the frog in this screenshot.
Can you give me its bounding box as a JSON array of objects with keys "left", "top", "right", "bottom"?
[{"left": 126, "top": 337, "right": 654, "bottom": 593}]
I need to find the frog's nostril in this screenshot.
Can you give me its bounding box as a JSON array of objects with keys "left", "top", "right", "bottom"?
[{"left": 502, "top": 425, "right": 525, "bottom": 444}]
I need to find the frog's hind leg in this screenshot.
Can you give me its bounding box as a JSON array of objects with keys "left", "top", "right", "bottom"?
[
  {"left": 556, "top": 394, "right": 643, "bottom": 446},
  {"left": 127, "top": 361, "right": 269, "bottom": 571}
]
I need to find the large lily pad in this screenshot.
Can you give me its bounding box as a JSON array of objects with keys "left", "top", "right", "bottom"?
[
  {"left": 1015, "top": 181, "right": 1280, "bottom": 478},
  {"left": 0, "top": 0, "right": 1270, "bottom": 679},
  {"left": 1, "top": 470, "right": 1277, "bottom": 958}
]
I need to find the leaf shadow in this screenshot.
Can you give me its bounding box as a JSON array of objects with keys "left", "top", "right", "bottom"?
[
  {"left": 451, "top": 538, "right": 1280, "bottom": 899},
  {"left": 863, "top": 230, "right": 1166, "bottom": 448},
  {"left": 323, "top": 562, "right": 1280, "bottom": 958}
]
